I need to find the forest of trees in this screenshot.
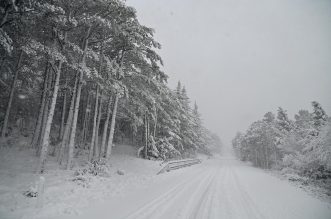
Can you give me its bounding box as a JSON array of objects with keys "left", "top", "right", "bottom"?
[
  {"left": 232, "top": 102, "right": 331, "bottom": 181},
  {"left": 0, "top": 0, "right": 221, "bottom": 173}
]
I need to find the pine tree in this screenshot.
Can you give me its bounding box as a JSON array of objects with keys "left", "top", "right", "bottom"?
[
  {"left": 276, "top": 107, "right": 293, "bottom": 133},
  {"left": 0, "top": 0, "right": 218, "bottom": 172},
  {"left": 311, "top": 101, "right": 327, "bottom": 130},
  {"left": 1, "top": 51, "right": 23, "bottom": 138}
]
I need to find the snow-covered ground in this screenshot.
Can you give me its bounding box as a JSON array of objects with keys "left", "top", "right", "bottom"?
[
  {"left": 62, "top": 154, "right": 331, "bottom": 219},
  {"left": 0, "top": 144, "right": 162, "bottom": 219},
  {"left": 1, "top": 144, "right": 331, "bottom": 219}
]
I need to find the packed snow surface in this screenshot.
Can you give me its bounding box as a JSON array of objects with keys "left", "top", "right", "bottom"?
[
  {"left": 1, "top": 145, "right": 331, "bottom": 219},
  {"left": 65, "top": 156, "right": 331, "bottom": 219}
]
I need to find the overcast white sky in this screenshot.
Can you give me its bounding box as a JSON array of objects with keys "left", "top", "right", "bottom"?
[{"left": 127, "top": 0, "right": 331, "bottom": 145}]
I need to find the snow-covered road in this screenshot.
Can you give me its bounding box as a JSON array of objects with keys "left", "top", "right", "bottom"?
[{"left": 66, "top": 156, "right": 331, "bottom": 219}]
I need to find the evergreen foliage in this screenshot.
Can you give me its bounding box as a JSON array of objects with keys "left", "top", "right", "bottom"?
[
  {"left": 232, "top": 101, "right": 331, "bottom": 181},
  {"left": 0, "top": 0, "right": 221, "bottom": 173}
]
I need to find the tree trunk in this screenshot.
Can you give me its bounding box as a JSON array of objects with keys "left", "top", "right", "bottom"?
[
  {"left": 144, "top": 113, "right": 148, "bottom": 159},
  {"left": 0, "top": 57, "right": 5, "bottom": 73},
  {"left": 59, "top": 78, "right": 67, "bottom": 140},
  {"left": 94, "top": 91, "right": 102, "bottom": 159},
  {"left": 1, "top": 51, "right": 23, "bottom": 139},
  {"left": 80, "top": 92, "right": 90, "bottom": 147},
  {"left": 255, "top": 148, "right": 258, "bottom": 166},
  {"left": 36, "top": 63, "right": 54, "bottom": 156},
  {"left": 147, "top": 115, "right": 150, "bottom": 154},
  {"left": 94, "top": 42, "right": 104, "bottom": 159},
  {"left": 83, "top": 100, "right": 91, "bottom": 148},
  {"left": 37, "top": 45, "right": 66, "bottom": 173},
  {"left": 31, "top": 62, "right": 49, "bottom": 147},
  {"left": 273, "top": 146, "right": 278, "bottom": 165},
  {"left": 66, "top": 74, "right": 82, "bottom": 169},
  {"left": 153, "top": 108, "right": 157, "bottom": 138},
  {"left": 105, "top": 93, "right": 119, "bottom": 159},
  {"left": 66, "top": 26, "right": 91, "bottom": 170},
  {"left": 100, "top": 96, "right": 112, "bottom": 158},
  {"left": 0, "top": 7, "right": 10, "bottom": 27},
  {"left": 89, "top": 86, "right": 99, "bottom": 162},
  {"left": 0, "top": 58, "right": 9, "bottom": 88},
  {"left": 36, "top": 90, "right": 50, "bottom": 155},
  {"left": 265, "top": 145, "right": 269, "bottom": 169},
  {"left": 57, "top": 76, "right": 77, "bottom": 164}
]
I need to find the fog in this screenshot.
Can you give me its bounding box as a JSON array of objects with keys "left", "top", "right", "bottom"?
[
  {"left": 127, "top": 0, "right": 331, "bottom": 145},
  {"left": 2, "top": 1, "right": 331, "bottom": 217}
]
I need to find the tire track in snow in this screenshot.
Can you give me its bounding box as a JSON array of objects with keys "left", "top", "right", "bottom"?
[
  {"left": 187, "top": 165, "right": 224, "bottom": 219},
  {"left": 177, "top": 168, "right": 218, "bottom": 219},
  {"left": 124, "top": 159, "right": 267, "bottom": 219},
  {"left": 230, "top": 167, "right": 266, "bottom": 219},
  {"left": 123, "top": 167, "right": 212, "bottom": 219},
  {"left": 198, "top": 163, "right": 236, "bottom": 219},
  {"left": 208, "top": 165, "right": 235, "bottom": 219}
]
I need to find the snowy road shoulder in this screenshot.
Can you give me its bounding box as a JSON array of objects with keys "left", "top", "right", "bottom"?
[{"left": 62, "top": 157, "right": 331, "bottom": 219}]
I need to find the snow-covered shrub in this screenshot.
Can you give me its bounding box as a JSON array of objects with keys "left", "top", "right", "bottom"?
[
  {"left": 283, "top": 173, "right": 309, "bottom": 185},
  {"left": 302, "top": 164, "right": 331, "bottom": 180},
  {"left": 23, "top": 176, "right": 45, "bottom": 199},
  {"left": 23, "top": 185, "right": 38, "bottom": 198},
  {"left": 73, "top": 160, "right": 111, "bottom": 187},
  {"left": 282, "top": 153, "right": 306, "bottom": 171},
  {"left": 138, "top": 136, "right": 182, "bottom": 160},
  {"left": 155, "top": 137, "right": 181, "bottom": 160},
  {"left": 305, "top": 123, "right": 331, "bottom": 171},
  {"left": 282, "top": 154, "right": 294, "bottom": 168},
  {"left": 148, "top": 136, "right": 160, "bottom": 158},
  {"left": 87, "top": 159, "right": 112, "bottom": 177},
  {"left": 277, "top": 122, "right": 331, "bottom": 183},
  {"left": 72, "top": 170, "right": 92, "bottom": 188},
  {"left": 117, "top": 169, "right": 125, "bottom": 175}
]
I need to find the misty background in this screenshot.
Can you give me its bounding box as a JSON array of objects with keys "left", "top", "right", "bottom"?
[{"left": 127, "top": 0, "right": 331, "bottom": 145}]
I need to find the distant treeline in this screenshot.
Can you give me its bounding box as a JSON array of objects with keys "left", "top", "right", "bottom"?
[{"left": 232, "top": 101, "right": 331, "bottom": 180}]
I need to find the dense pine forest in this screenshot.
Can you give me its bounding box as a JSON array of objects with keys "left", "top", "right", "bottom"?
[
  {"left": 0, "top": 0, "right": 221, "bottom": 173},
  {"left": 232, "top": 102, "right": 331, "bottom": 188}
]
